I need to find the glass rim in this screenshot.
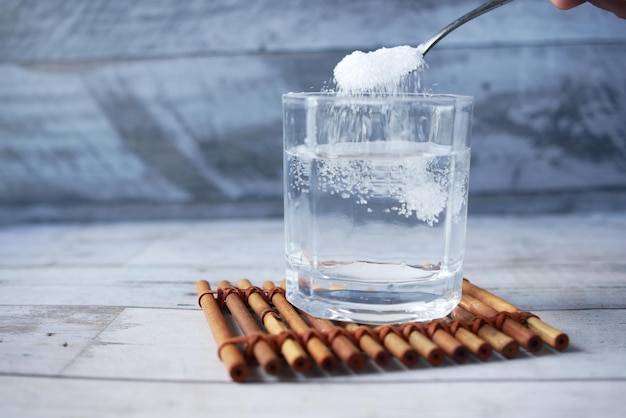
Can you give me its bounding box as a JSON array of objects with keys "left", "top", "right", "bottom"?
[{"left": 282, "top": 91, "right": 473, "bottom": 104}]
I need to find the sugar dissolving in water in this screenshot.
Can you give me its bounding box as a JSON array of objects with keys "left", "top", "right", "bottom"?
[{"left": 284, "top": 137, "right": 471, "bottom": 324}]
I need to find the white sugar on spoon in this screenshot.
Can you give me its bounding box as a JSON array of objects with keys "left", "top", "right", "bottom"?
[
  {"left": 333, "top": 0, "right": 516, "bottom": 94},
  {"left": 333, "top": 45, "right": 426, "bottom": 94}
]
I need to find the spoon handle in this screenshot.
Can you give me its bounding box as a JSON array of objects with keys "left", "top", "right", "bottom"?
[{"left": 420, "top": 0, "right": 516, "bottom": 56}]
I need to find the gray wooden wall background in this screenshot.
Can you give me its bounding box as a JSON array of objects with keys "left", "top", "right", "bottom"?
[{"left": 1, "top": 0, "right": 625, "bottom": 224}]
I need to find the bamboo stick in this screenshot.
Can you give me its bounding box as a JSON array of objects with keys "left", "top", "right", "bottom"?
[
  {"left": 196, "top": 280, "right": 249, "bottom": 382},
  {"left": 262, "top": 281, "right": 337, "bottom": 371},
  {"left": 301, "top": 312, "right": 366, "bottom": 371},
  {"left": 456, "top": 327, "right": 491, "bottom": 360},
  {"left": 374, "top": 325, "right": 419, "bottom": 368},
  {"left": 217, "top": 280, "right": 281, "bottom": 374},
  {"left": 428, "top": 322, "right": 469, "bottom": 363},
  {"left": 445, "top": 319, "right": 492, "bottom": 361},
  {"left": 237, "top": 279, "right": 310, "bottom": 372},
  {"left": 452, "top": 306, "right": 519, "bottom": 359},
  {"left": 463, "top": 279, "right": 569, "bottom": 350},
  {"left": 460, "top": 293, "right": 543, "bottom": 353},
  {"left": 343, "top": 323, "right": 390, "bottom": 367},
  {"left": 400, "top": 324, "right": 445, "bottom": 366}
]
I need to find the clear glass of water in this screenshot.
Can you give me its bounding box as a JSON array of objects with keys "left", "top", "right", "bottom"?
[{"left": 283, "top": 92, "right": 473, "bottom": 324}]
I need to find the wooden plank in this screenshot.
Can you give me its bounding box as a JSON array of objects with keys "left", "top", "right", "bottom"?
[
  {"left": 0, "top": 262, "right": 623, "bottom": 311},
  {"left": 0, "top": 215, "right": 624, "bottom": 417},
  {"left": 64, "top": 308, "right": 626, "bottom": 382},
  {"left": 1, "top": 43, "right": 625, "bottom": 219},
  {"left": 1, "top": 215, "right": 623, "bottom": 268},
  {"left": 59, "top": 307, "right": 223, "bottom": 382},
  {"left": 1, "top": 306, "right": 624, "bottom": 383},
  {"left": 1, "top": 1, "right": 625, "bottom": 223},
  {"left": 464, "top": 214, "right": 626, "bottom": 264},
  {"left": 0, "top": 305, "right": 123, "bottom": 375},
  {"left": 0, "top": 215, "right": 624, "bottom": 310},
  {"left": 425, "top": 44, "right": 626, "bottom": 195},
  {"left": 0, "top": 54, "right": 294, "bottom": 207},
  {"left": 1, "top": 0, "right": 623, "bottom": 62},
  {"left": 0, "top": 376, "right": 623, "bottom": 418},
  {"left": 0, "top": 220, "right": 284, "bottom": 268}
]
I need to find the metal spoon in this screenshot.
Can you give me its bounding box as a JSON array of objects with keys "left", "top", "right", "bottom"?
[{"left": 419, "top": 0, "right": 516, "bottom": 56}]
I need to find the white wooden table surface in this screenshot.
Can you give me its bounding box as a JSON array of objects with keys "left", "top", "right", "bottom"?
[{"left": 1, "top": 212, "right": 625, "bottom": 418}]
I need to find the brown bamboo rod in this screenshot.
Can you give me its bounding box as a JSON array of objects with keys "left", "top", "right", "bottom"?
[
  {"left": 375, "top": 326, "right": 420, "bottom": 368},
  {"left": 386, "top": 334, "right": 419, "bottom": 367},
  {"left": 460, "top": 293, "right": 543, "bottom": 353},
  {"left": 237, "top": 279, "right": 310, "bottom": 372},
  {"left": 430, "top": 325, "right": 469, "bottom": 363},
  {"left": 262, "top": 281, "right": 337, "bottom": 371},
  {"left": 343, "top": 323, "right": 390, "bottom": 367},
  {"left": 463, "top": 279, "right": 569, "bottom": 350},
  {"left": 196, "top": 280, "right": 248, "bottom": 382},
  {"left": 524, "top": 316, "right": 569, "bottom": 351},
  {"left": 301, "top": 312, "right": 366, "bottom": 371},
  {"left": 452, "top": 306, "right": 519, "bottom": 359},
  {"left": 401, "top": 326, "right": 445, "bottom": 366},
  {"left": 217, "top": 280, "right": 281, "bottom": 375},
  {"left": 445, "top": 319, "right": 492, "bottom": 361}
]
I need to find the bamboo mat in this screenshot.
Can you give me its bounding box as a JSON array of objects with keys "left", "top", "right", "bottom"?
[{"left": 195, "top": 278, "right": 569, "bottom": 382}]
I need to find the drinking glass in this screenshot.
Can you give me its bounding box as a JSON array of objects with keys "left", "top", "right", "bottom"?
[{"left": 283, "top": 92, "right": 473, "bottom": 324}]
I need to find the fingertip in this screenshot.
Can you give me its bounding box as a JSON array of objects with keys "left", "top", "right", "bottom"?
[{"left": 550, "top": 0, "right": 588, "bottom": 10}]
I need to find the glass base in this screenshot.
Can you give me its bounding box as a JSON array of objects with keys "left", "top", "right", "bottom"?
[{"left": 285, "top": 267, "right": 462, "bottom": 325}]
